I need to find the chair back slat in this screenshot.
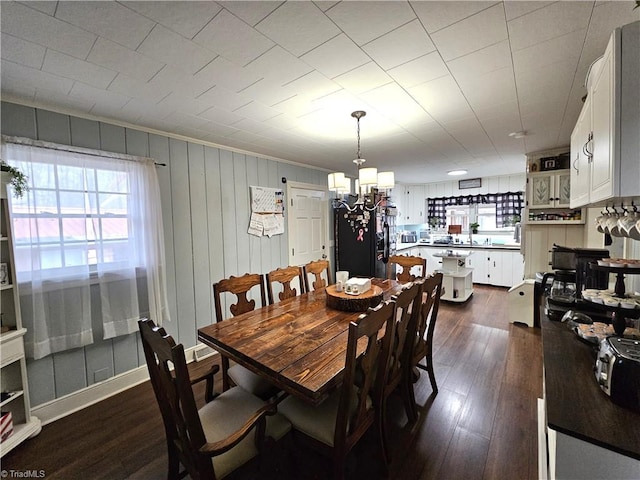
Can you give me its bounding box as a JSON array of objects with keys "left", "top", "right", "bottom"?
[
  {"left": 266, "top": 266, "right": 305, "bottom": 304},
  {"left": 213, "top": 273, "right": 266, "bottom": 322},
  {"left": 387, "top": 255, "right": 426, "bottom": 283},
  {"left": 303, "top": 259, "right": 331, "bottom": 291}
]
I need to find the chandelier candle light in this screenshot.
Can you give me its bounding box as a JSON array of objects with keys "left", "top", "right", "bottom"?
[{"left": 328, "top": 111, "right": 394, "bottom": 211}]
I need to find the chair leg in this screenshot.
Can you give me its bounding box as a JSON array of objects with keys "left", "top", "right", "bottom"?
[
  {"left": 378, "top": 396, "right": 392, "bottom": 467},
  {"left": 404, "top": 372, "right": 419, "bottom": 423},
  {"left": 167, "top": 444, "right": 181, "bottom": 480},
  {"left": 425, "top": 354, "right": 438, "bottom": 394}
]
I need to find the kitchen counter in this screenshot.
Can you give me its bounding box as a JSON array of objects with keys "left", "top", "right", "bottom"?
[
  {"left": 541, "top": 316, "right": 640, "bottom": 461},
  {"left": 396, "top": 242, "right": 521, "bottom": 251}
]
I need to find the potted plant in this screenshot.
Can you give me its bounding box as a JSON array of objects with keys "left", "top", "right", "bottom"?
[
  {"left": 470, "top": 222, "right": 480, "bottom": 234},
  {"left": 1, "top": 160, "right": 28, "bottom": 198}
]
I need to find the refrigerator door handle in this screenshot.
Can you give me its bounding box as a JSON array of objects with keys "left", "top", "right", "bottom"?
[{"left": 382, "top": 221, "right": 390, "bottom": 263}]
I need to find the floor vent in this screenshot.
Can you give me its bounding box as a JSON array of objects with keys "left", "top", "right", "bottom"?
[{"left": 193, "top": 345, "right": 215, "bottom": 362}]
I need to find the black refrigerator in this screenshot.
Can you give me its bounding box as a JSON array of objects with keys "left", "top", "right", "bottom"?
[{"left": 334, "top": 201, "right": 397, "bottom": 278}]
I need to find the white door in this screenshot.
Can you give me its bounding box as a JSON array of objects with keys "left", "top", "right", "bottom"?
[{"left": 288, "top": 183, "right": 328, "bottom": 267}]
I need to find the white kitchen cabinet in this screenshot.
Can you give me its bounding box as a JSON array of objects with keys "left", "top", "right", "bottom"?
[
  {"left": 0, "top": 174, "right": 41, "bottom": 457},
  {"left": 399, "top": 185, "right": 425, "bottom": 225},
  {"left": 570, "top": 21, "right": 640, "bottom": 208},
  {"left": 467, "top": 249, "right": 523, "bottom": 288},
  {"left": 528, "top": 170, "right": 571, "bottom": 209}
]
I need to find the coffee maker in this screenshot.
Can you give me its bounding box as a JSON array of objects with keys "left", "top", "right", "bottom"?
[{"left": 540, "top": 245, "right": 610, "bottom": 320}]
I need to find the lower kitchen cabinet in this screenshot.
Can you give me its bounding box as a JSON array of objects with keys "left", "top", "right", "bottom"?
[{"left": 466, "top": 249, "right": 524, "bottom": 288}]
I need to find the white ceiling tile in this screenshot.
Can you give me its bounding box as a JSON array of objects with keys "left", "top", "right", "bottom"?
[
  {"left": 198, "top": 105, "right": 245, "bottom": 125},
  {"left": 445, "top": 117, "right": 495, "bottom": 154},
  {"left": 34, "top": 87, "right": 95, "bottom": 113},
  {"left": 1, "top": 33, "right": 45, "bottom": 68},
  {"left": 195, "top": 120, "right": 241, "bottom": 138},
  {"left": 193, "top": 9, "right": 274, "bottom": 65},
  {"left": 300, "top": 34, "right": 369, "bottom": 79},
  {"left": 387, "top": 52, "right": 449, "bottom": 89},
  {"left": 431, "top": 4, "right": 508, "bottom": 61},
  {"left": 270, "top": 94, "right": 321, "bottom": 118},
  {"left": 507, "top": 1, "right": 593, "bottom": 52},
  {"left": 43, "top": 50, "right": 117, "bottom": 89},
  {"left": 459, "top": 67, "right": 518, "bottom": 111},
  {"left": 163, "top": 111, "right": 211, "bottom": 131},
  {"left": 244, "top": 46, "right": 313, "bottom": 85},
  {"left": 55, "top": 1, "right": 155, "bottom": 51},
  {"left": 228, "top": 117, "right": 272, "bottom": 135},
  {"left": 261, "top": 112, "right": 300, "bottom": 131},
  {"left": 282, "top": 71, "right": 341, "bottom": 100},
  {"left": 409, "top": 75, "right": 475, "bottom": 124},
  {"left": 87, "top": 37, "right": 164, "bottom": 83},
  {"left": 411, "top": 1, "right": 498, "bottom": 33},
  {"left": 197, "top": 85, "right": 253, "bottom": 113},
  {"left": 232, "top": 101, "right": 280, "bottom": 122},
  {"left": 155, "top": 91, "right": 208, "bottom": 115},
  {"left": 513, "top": 28, "right": 585, "bottom": 73},
  {"left": 447, "top": 40, "right": 512, "bottom": 81},
  {"left": 121, "top": 1, "right": 221, "bottom": 39},
  {"left": 108, "top": 73, "right": 173, "bottom": 104},
  {"left": 2, "top": 59, "right": 73, "bottom": 96},
  {"left": 20, "top": 1, "right": 57, "bottom": 16},
  {"left": 362, "top": 19, "right": 435, "bottom": 70},
  {"left": 1, "top": 1, "right": 96, "bottom": 58},
  {"left": 193, "top": 56, "right": 262, "bottom": 93},
  {"left": 238, "top": 79, "right": 297, "bottom": 108},
  {"left": 359, "top": 83, "right": 424, "bottom": 124},
  {"left": 333, "top": 62, "right": 393, "bottom": 95},
  {"left": 69, "top": 81, "right": 130, "bottom": 110},
  {"left": 503, "top": 1, "right": 554, "bottom": 21},
  {"left": 325, "top": 1, "right": 416, "bottom": 45},
  {"left": 147, "top": 64, "right": 215, "bottom": 99},
  {"left": 255, "top": 1, "right": 340, "bottom": 56},
  {"left": 138, "top": 25, "right": 216, "bottom": 75},
  {"left": 218, "top": 1, "right": 282, "bottom": 27},
  {"left": 313, "top": 1, "right": 339, "bottom": 13}
]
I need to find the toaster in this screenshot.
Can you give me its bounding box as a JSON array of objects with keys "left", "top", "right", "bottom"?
[{"left": 594, "top": 336, "right": 640, "bottom": 412}]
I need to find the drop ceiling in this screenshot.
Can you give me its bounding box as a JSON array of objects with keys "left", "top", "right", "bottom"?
[{"left": 1, "top": 1, "right": 639, "bottom": 184}]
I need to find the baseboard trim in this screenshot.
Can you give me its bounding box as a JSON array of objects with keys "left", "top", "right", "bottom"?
[{"left": 31, "top": 344, "right": 214, "bottom": 426}]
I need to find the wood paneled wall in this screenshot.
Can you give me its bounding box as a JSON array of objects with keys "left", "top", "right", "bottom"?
[{"left": 1, "top": 101, "right": 326, "bottom": 407}]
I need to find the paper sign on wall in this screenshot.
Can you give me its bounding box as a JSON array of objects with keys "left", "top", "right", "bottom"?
[{"left": 248, "top": 186, "right": 285, "bottom": 237}]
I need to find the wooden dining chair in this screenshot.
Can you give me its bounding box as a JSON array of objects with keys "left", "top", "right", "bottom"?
[
  {"left": 266, "top": 265, "right": 305, "bottom": 305},
  {"left": 378, "top": 281, "right": 423, "bottom": 464},
  {"left": 138, "top": 319, "right": 291, "bottom": 480},
  {"left": 278, "top": 300, "right": 397, "bottom": 479},
  {"left": 405, "top": 273, "right": 444, "bottom": 421},
  {"left": 213, "top": 273, "right": 278, "bottom": 399},
  {"left": 386, "top": 254, "right": 427, "bottom": 283},
  {"left": 302, "top": 259, "right": 331, "bottom": 292}
]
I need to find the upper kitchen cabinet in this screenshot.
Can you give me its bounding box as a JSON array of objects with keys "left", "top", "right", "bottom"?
[
  {"left": 399, "top": 185, "right": 425, "bottom": 225},
  {"left": 570, "top": 21, "right": 640, "bottom": 208},
  {"left": 528, "top": 170, "right": 571, "bottom": 209}
]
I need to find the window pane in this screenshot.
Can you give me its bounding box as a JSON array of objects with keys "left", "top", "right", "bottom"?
[
  {"left": 64, "top": 246, "right": 89, "bottom": 267},
  {"left": 30, "top": 162, "right": 56, "bottom": 189},
  {"left": 33, "top": 189, "right": 59, "bottom": 214},
  {"left": 62, "top": 217, "right": 88, "bottom": 241},
  {"left": 101, "top": 218, "right": 128, "bottom": 239},
  {"left": 97, "top": 169, "right": 128, "bottom": 193},
  {"left": 36, "top": 218, "right": 61, "bottom": 242},
  {"left": 99, "top": 192, "right": 128, "bottom": 215},
  {"left": 59, "top": 191, "right": 87, "bottom": 213},
  {"left": 57, "top": 165, "right": 86, "bottom": 191}
]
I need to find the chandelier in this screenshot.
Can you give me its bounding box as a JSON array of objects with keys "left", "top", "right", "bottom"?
[{"left": 328, "top": 110, "right": 394, "bottom": 211}]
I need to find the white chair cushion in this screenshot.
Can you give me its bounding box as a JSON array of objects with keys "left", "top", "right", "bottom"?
[
  {"left": 199, "top": 386, "right": 291, "bottom": 479},
  {"left": 228, "top": 364, "right": 279, "bottom": 399},
  {"left": 279, "top": 386, "right": 372, "bottom": 448}
]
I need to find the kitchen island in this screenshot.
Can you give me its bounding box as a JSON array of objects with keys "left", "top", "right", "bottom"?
[
  {"left": 433, "top": 250, "right": 473, "bottom": 302},
  {"left": 539, "top": 316, "right": 640, "bottom": 478}
]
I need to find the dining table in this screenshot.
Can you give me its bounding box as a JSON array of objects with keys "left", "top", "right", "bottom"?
[{"left": 198, "top": 277, "right": 404, "bottom": 406}]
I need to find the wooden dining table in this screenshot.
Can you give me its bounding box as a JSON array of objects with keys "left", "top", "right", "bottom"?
[{"left": 198, "top": 278, "right": 403, "bottom": 406}]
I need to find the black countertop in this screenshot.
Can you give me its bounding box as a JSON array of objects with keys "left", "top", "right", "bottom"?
[{"left": 541, "top": 317, "right": 640, "bottom": 460}]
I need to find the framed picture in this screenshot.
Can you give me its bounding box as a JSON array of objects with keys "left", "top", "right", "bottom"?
[
  {"left": 458, "top": 178, "right": 481, "bottom": 189},
  {"left": 0, "top": 263, "right": 8, "bottom": 285}
]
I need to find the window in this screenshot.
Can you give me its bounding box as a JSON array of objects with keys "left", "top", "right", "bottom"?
[{"left": 3, "top": 140, "right": 169, "bottom": 359}]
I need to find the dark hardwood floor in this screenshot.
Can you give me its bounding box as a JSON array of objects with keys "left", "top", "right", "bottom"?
[{"left": 3, "top": 285, "right": 543, "bottom": 479}]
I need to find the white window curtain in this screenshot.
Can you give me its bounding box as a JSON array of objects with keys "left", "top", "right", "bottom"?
[{"left": 2, "top": 140, "right": 170, "bottom": 360}]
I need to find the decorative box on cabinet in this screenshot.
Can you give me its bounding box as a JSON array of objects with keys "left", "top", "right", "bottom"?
[
  {"left": 570, "top": 21, "right": 640, "bottom": 208},
  {"left": 0, "top": 173, "right": 41, "bottom": 457}
]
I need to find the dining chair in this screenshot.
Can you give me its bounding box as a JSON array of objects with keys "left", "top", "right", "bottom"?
[
  {"left": 138, "top": 319, "right": 291, "bottom": 480},
  {"left": 386, "top": 254, "right": 427, "bottom": 283},
  {"left": 302, "top": 259, "right": 331, "bottom": 292},
  {"left": 378, "top": 281, "right": 423, "bottom": 464},
  {"left": 278, "top": 300, "right": 397, "bottom": 480},
  {"left": 266, "top": 265, "right": 306, "bottom": 305},
  {"left": 213, "top": 273, "right": 279, "bottom": 399},
  {"left": 405, "top": 273, "right": 444, "bottom": 421}
]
